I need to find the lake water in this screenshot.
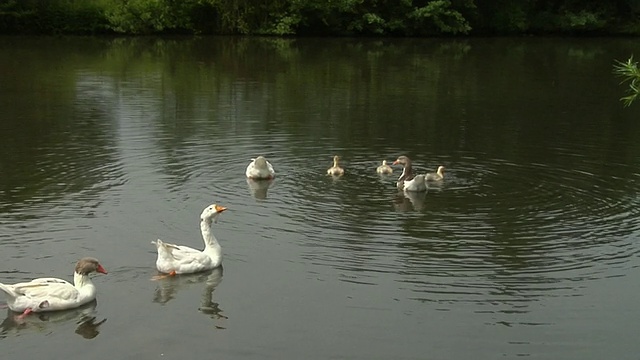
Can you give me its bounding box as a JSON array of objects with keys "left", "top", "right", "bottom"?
[{"left": 1, "top": 35, "right": 640, "bottom": 359}]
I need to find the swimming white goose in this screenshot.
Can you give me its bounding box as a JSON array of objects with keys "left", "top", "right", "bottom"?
[
  {"left": 376, "top": 160, "right": 393, "bottom": 175},
  {"left": 0, "top": 257, "right": 107, "bottom": 316},
  {"left": 327, "top": 155, "right": 345, "bottom": 176},
  {"left": 426, "top": 166, "right": 445, "bottom": 181},
  {"left": 152, "top": 204, "right": 227, "bottom": 277},
  {"left": 393, "top": 156, "right": 427, "bottom": 192},
  {"left": 245, "top": 156, "right": 275, "bottom": 180}
]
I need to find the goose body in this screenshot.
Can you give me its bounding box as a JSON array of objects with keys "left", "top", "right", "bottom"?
[
  {"left": 393, "top": 156, "right": 427, "bottom": 192},
  {"left": 403, "top": 174, "right": 427, "bottom": 192},
  {"left": 0, "top": 258, "right": 107, "bottom": 315},
  {"left": 152, "top": 204, "right": 227, "bottom": 275},
  {"left": 327, "top": 155, "right": 345, "bottom": 176},
  {"left": 245, "top": 156, "right": 275, "bottom": 180},
  {"left": 426, "top": 166, "right": 445, "bottom": 181},
  {"left": 376, "top": 160, "right": 393, "bottom": 175}
]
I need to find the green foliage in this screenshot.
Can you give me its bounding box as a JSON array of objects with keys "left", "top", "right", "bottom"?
[
  {"left": 551, "top": 4, "right": 611, "bottom": 33},
  {"left": 489, "top": 1, "right": 529, "bottom": 33},
  {"left": 289, "top": 0, "right": 363, "bottom": 35},
  {"left": 474, "top": 0, "right": 625, "bottom": 34},
  {"left": 0, "top": 0, "right": 108, "bottom": 34},
  {"left": 473, "top": 0, "right": 532, "bottom": 33},
  {"left": 357, "top": 13, "right": 387, "bottom": 34},
  {"left": 614, "top": 56, "right": 640, "bottom": 107},
  {"left": 0, "top": 0, "right": 32, "bottom": 33},
  {"left": 1, "top": 0, "right": 640, "bottom": 36},
  {"left": 261, "top": 14, "right": 301, "bottom": 35},
  {"left": 409, "top": 0, "right": 471, "bottom": 35},
  {"left": 291, "top": 0, "right": 473, "bottom": 36},
  {"left": 564, "top": 10, "right": 606, "bottom": 30},
  {"left": 104, "top": 0, "right": 201, "bottom": 34}
]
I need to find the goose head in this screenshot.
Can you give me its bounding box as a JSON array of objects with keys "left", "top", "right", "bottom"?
[
  {"left": 253, "top": 156, "right": 269, "bottom": 169},
  {"left": 75, "top": 257, "right": 108, "bottom": 275},
  {"left": 392, "top": 156, "right": 414, "bottom": 182},
  {"left": 392, "top": 156, "right": 411, "bottom": 167},
  {"left": 436, "top": 166, "right": 445, "bottom": 176},
  {"left": 201, "top": 204, "right": 227, "bottom": 223}
]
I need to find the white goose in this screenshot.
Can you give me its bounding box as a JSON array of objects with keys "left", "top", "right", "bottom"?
[
  {"left": 426, "top": 166, "right": 445, "bottom": 181},
  {"left": 0, "top": 257, "right": 107, "bottom": 316},
  {"left": 152, "top": 204, "right": 227, "bottom": 277},
  {"left": 245, "top": 156, "right": 275, "bottom": 180},
  {"left": 393, "top": 156, "right": 427, "bottom": 192}
]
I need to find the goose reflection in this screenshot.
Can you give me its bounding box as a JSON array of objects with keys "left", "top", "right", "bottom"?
[
  {"left": 246, "top": 178, "right": 274, "bottom": 200},
  {"left": 198, "top": 268, "right": 227, "bottom": 323},
  {"left": 393, "top": 190, "right": 427, "bottom": 211},
  {"left": 0, "top": 301, "right": 106, "bottom": 339},
  {"left": 153, "top": 267, "right": 226, "bottom": 321},
  {"left": 423, "top": 180, "right": 444, "bottom": 193}
]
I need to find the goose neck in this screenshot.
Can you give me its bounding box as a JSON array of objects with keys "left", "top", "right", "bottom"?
[{"left": 201, "top": 219, "right": 220, "bottom": 248}]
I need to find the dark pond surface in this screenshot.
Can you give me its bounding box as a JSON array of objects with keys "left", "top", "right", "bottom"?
[{"left": 1, "top": 35, "right": 640, "bottom": 359}]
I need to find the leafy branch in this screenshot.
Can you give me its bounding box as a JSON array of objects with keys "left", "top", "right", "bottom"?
[{"left": 614, "top": 56, "right": 640, "bottom": 107}]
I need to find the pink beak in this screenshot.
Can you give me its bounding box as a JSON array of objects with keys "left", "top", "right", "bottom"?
[{"left": 97, "top": 264, "right": 108, "bottom": 274}]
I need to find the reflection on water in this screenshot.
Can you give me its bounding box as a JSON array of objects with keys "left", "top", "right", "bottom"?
[
  {"left": 197, "top": 268, "right": 227, "bottom": 325},
  {"left": 394, "top": 190, "right": 427, "bottom": 211},
  {"left": 295, "top": 155, "right": 640, "bottom": 305},
  {"left": 246, "top": 178, "right": 274, "bottom": 200},
  {"left": 74, "top": 316, "right": 107, "bottom": 339},
  {"left": 0, "top": 36, "right": 639, "bottom": 359},
  {"left": 0, "top": 301, "right": 106, "bottom": 339},
  {"left": 153, "top": 268, "right": 225, "bottom": 324}
]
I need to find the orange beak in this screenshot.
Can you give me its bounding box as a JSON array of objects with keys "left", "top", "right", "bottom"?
[
  {"left": 215, "top": 205, "right": 227, "bottom": 213},
  {"left": 392, "top": 160, "right": 400, "bottom": 165}
]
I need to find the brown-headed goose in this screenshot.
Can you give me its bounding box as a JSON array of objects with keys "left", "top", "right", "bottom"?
[
  {"left": 0, "top": 257, "right": 107, "bottom": 317},
  {"left": 392, "top": 156, "right": 427, "bottom": 192}
]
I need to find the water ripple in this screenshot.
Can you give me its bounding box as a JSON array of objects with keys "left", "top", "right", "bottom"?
[
  {"left": 283, "top": 153, "right": 640, "bottom": 302},
  {"left": 3, "top": 109, "right": 640, "bottom": 314}
]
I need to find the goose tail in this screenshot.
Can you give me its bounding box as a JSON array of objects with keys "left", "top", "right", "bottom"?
[
  {"left": 0, "top": 283, "right": 18, "bottom": 299},
  {"left": 152, "top": 239, "right": 171, "bottom": 251}
]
